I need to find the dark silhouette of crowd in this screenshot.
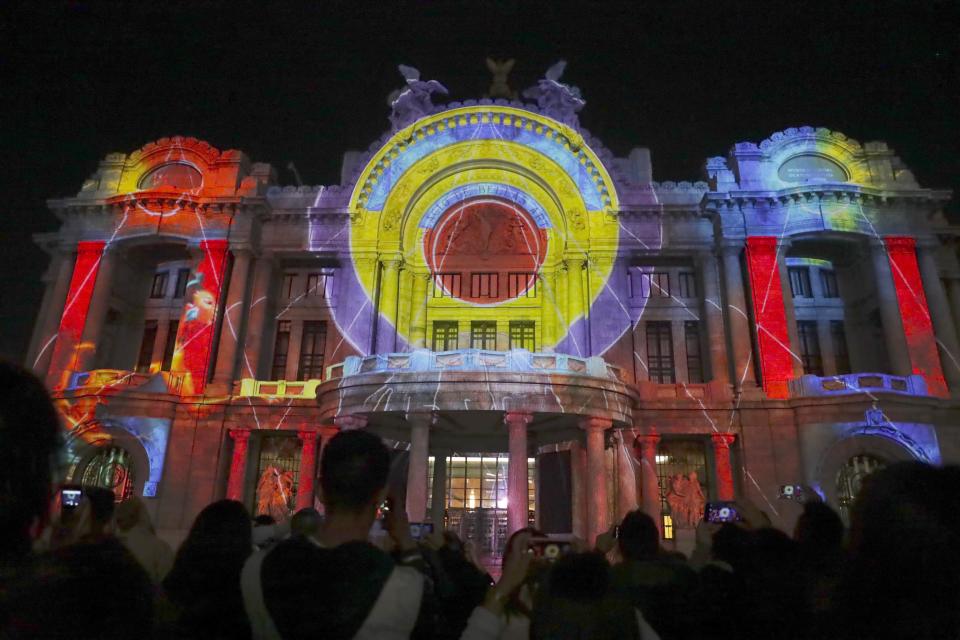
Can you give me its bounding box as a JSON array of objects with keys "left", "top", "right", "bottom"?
[{"left": 2, "top": 360, "right": 959, "bottom": 639}]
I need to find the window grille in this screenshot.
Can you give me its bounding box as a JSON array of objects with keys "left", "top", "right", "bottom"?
[
  {"left": 470, "top": 321, "right": 497, "bottom": 350},
  {"left": 646, "top": 321, "right": 675, "bottom": 383},
  {"left": 174, "top": 268, "right": 191, "bottom": 298},
  {"left": 271, "top": 320, "right": 291, "bottom": 379},
  {"left": 306, "top": 271, "right": 333, "bottom": 298},
  {"left": 254, "top": 435, "right": 302, "bottom": 521},
  {"left": 655, "top": 440, "right": 709, "bottom": 539},
  {"left": 136, "top": 320, "right": 158, "bottom": 373},
  {"left": 684, "top": 321, "right": 704, "bottom": 383},
  {"left": 433, "top": 273, "right": 462, "bottom": 298},
  {"left": 820, "top": 269, "right": 840, "bottom": 298},
  {"left": 297, "top": 321, "right": 327, "bottom": 380},
  {"left": 509, "top": 321, "right": 536, "bottom": 351},
  {"left": 677, "top": 271, "right": 697, "bottom": 298},
  {"left": 797, "top": 320, "right": 823, "bottom": 376},
  {"left": 789, "top": 267, "right": 812, "bottom": 298},
  {"left": 636, "top": 271, "right": 670, "bottom": 298},
  {"left": 471, "top": 273, "right": 499, "bottom": 299},
  {"left": 150, "top": 272, "right": 169, "bottom": 299},
  {"left": 507, "top": 272, "right": 538, "bottom": 298},
  {"left": 432, "top": 321, "right": 458, "bottom": 351},
  {"left": 161, "top": 320, "right": 179, "bottom": 372}
]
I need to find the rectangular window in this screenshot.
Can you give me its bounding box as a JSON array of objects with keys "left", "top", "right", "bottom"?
[
  {"left": 297, "top": 320, "right": 327, "bottom": 380},
  {"left": 470, "top": 273, "right": 499, "bottom": 299},
  {"left": 831, "top": 320, "right": 851, "bottom": 374},
  {"left": 507, "top": 273, "right": 538, "bottom": 298},
  {"left": 174, "top": 268, "right": 191, "bottom": 298},
  {"left": 271, "top": 320, "right": 291, "bottom": 380},
  {"left": 789, "top": 267, "right": 812, "bottom": 298},
  {"left": 646, "top": 321, "right": 675, "bottom": 383},
  {"left": 306, "top": 272, "right": 332, "bottom": 298},
  {"left": 433, "top": 273, "right": 462, "bottom": 298},
  {"left": 135, "top": 320, "right": 158, "bottom": 373},
  {"left": 160, "top": 320, "right": 179, "bottom": 372},
  {"left": 508, "top": 321, "right": 536, "bottom": 351},
  {"left": 677, "top": 271, "right": 697, "bottom": 298},
  {"left": 797, "top": 320, "right": 823, "bottom": 376},
  {"left": 150, "top": 272, "right": 169, "bottom": 299},
  {"left": 684, "top": 321, "right": 704, "bottom": 383},
  {"left": 282, "top": 273, "right": 297, "bottom": 299},
  {"left": 470, "top": 321, "right": 497, "bottom": 350},
  {"left": 432, "top": 321, "right": 459, "bottom": 351},
  {"left": 635, "top": 271, "right": 670, "bottom": 298},
  {"left": 820, "top": 270, "right": 840, "bottom": 298}
]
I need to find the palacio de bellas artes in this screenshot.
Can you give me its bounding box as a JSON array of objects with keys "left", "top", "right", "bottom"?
[{"left": 16, "top": 43, "right": 960, "bottom": 561}]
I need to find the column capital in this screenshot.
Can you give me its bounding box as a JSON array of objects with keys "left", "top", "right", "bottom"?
[
  {"left": 406, "top": 411, "right": 438, "bottom": 427},
  {"left": 579, "top": 417, "right": 612, "bottom": 432},
  {"left": 883, "top": 236, "right": 917, "bottom": 254},
  {"left": 297, "top": 429, "right": 319, "bottom": 443},
  {"left": 719, "top": 240, "right": 745, "bottom": 256},
  {"left": 380, "top": 256, "right": 404, "bottom": 271},
  {"left": 504, "top": 411, "right": 534, "bottom": 427},
  {"left": 710, "top": 432, "right": 736, "bottom": 449},
  {"left": 333, "top": 414, "right": 368, "bottom": 430},
  {"left": 634, "top": 433, "right": 661, "bottom": 449},
  {"left": 229, "top": 428, "right": 252, "bottom": 443}
]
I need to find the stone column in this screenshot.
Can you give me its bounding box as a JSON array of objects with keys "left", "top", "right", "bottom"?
[
  {"left": 75, "top": 246, "right": 118, "bottom": 372},
  {"left": 698, "top": 251, "right": 731, "bottom": 390},
  {"left": 917, "top": 244, "right": 960, "bottom": 392},
  {"left": 405, "top": 413, "right": 432, "bottom": 522},
  {"left": 635, "top": 433, "right": 662, "bottom": 536},
  {"left": 375, "top": 258, "right": 403, "bottom": 353},
  {"left": 581, "top": 417, "right": 611, "bottom": 544},
  {"left": 241, "top": 254, "right": 275, "bottom": 380},
  {"left": 711, "top": 433, "right": 736, "bottom": 501},
  {"left": 226, "top": 429, "right": 252, "bottom": 501},
  {"left": 776, "top": 241, "right": 804, "bottom": 378},
  {"left": 295, "top": 430, "right": 319, "bottom": 511},
  {"left": 30, "top": 250, "right": 75, "bottom": 376},
  {"left": 430, "top": 450, "right": 448, "bottom": 527},
  {"left": 409, "top": 272, "right": 431, "bottom": 349},
  {"left": 506, "top": 412, "right": 533, "bottom": 535},
  {"left": 213, "top": 249, "right": 253, "bottom": 387},
  {"left": 614, "top": 430, "right": 639, "bottom": 520},
  {"left": 720, "top": 244, "right": 757, "bottom": 389},
  {"left": 817, "top": 320, "right": 838, "bottom": 376},
  {"left": 870, "top": 240, "right": 912, "bottom": 376},
  {"left": 566, "top": 257, "right": 588, "bottom": 356},
  {"left": 540, "top": 269, "right": 558, "bottom": 351}
]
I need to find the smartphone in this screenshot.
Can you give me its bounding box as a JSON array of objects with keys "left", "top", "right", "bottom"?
[
  {"left": 378, "top": 497, "right": 392, "bottom": 519},
  {"left": 613, "top": 525, "right": 621, "bottom": 539},
  {"left": 529, "top": 537, "right": 573, "bottom": 561},
  {"left": 60, "top": 485, "right": 83, "bottom": 518},
  {"left": 704, "top": 501, "right": 742, "bottom": 523},
  {"left": 778, "top": 484, "right": 804, "bottom": 500},
  {"left": 409, "top": 522, "right": 434, "bottom": 540}
]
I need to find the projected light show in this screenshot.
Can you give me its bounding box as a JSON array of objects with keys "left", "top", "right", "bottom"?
[{"left": 24, "top": 60, "right": 958, "bottom": 563}]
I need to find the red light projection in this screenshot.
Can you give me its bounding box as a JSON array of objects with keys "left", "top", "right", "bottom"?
[
  {"left": 170, "top": 239, "right": 230, "bottom": 395},
  {"left": 885, "top": 236, "right": 948, "bottom": 397},
  {"left": 745, "top": 237, "right": 793, "bottom": 399},
  {"left": 423, "top": 197, "right": 547, "bottom": 304},
  {"left": 47, "top": 241, "right": 106, "bottom": 389}
]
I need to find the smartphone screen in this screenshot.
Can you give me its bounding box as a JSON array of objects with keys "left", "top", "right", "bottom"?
[
  {"left": 778, "top": 484, "right": 804, "bottom": 500},
  {"left": 60, "top": 487, "right": 82, "bottom": 518},
  {"left": 409, "top": 522, "right": 434, "bottom": 540},
  {"left": 704, "top": 502, "right": 742, "bottom": 523},
  {"left": 529, "top": 537, "right": 573, "bottom": 561}
]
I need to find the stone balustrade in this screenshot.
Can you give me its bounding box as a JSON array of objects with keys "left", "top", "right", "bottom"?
[
  {"left": 788, "top": 373, "right": 928, "bottom": 398},
  {"left": 66, "top": 369, "right": 185, "bottom": 394}
]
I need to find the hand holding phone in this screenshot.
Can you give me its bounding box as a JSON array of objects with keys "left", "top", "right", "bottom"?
[
  {"left": 704, "top": 501, "right": 742, "bottom": 524},
  {"left": 529, "top": 536, "right": 573, "bottom": 561},
  {"left": 409, "top": 522, "right": 434, "bottom": 540}
]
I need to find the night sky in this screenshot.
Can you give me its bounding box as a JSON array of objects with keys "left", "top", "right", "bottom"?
[{"left": 1, "top": 1, "right": 957, "bottom": 363}]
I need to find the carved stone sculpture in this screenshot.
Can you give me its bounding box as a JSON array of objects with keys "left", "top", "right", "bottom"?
[
  {"left": 665, "top": 472, "right": 706, "bottom": 528},
  {"left": 387, "top": 64, "right": 448, "bottom": 131},
  {"left": 486, "top": 58, "right": 517, "bottom": 99},
  {"left": 522, "top": 60, "right": 585, "bottom": 128},
  {"left": 256, "top": 465, "right": 295, "bottom": 522}
]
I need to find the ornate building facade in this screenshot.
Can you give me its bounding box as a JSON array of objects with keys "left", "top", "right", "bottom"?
[{"left": 27, "top": 66, "right": 960, "bottom": 556}]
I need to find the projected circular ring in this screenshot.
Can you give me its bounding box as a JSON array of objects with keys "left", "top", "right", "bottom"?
[{"left": 423, "top": 197, "right": 548, "bottom": 304}]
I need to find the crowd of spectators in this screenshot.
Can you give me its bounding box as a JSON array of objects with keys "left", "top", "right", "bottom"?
[{"left": 1, "top": 361, "right": 959, "bottom": 639}]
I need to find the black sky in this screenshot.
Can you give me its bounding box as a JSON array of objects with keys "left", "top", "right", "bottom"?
[{"left": 1, "top": 0, "right": 957, "bottom": 363}]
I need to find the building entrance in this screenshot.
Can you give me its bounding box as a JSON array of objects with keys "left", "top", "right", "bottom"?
[{"left": 429, "top": 453, "right": 536, "bottom": 566}]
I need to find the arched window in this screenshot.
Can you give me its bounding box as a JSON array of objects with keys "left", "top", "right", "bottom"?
[
  {"left": 139, "top": 163, "right": 203, "bottom": 190},
  {"left": 81, "top": 446, "right": 136, "bottom": 502},
  {"left": 836, "top": 453, "right": 886, "bottom": 522}
]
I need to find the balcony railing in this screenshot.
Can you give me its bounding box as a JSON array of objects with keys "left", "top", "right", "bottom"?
[
  {"left": 65, "top": 369, "right": 185, "bottom": 394},
  {"left": 325, "top": 348, "right": 625, "bottom": 381},
  {"left": 788, "top": 373, "right": 928, "bottom": 398},
  {"left": 237, "top": 378, "right": 323, "bottom": 400}
]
